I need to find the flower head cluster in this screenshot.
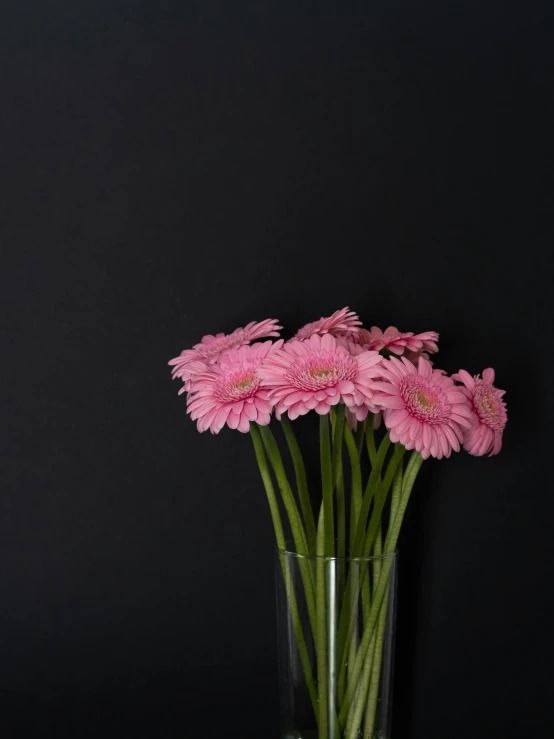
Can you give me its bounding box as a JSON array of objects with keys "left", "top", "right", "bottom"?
[{"left": 169, "top": 308, "right": 507, "bottom": 460}]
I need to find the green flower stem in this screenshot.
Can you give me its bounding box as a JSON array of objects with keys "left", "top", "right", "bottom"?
[
  {"left": 359, "top": 465, "right": 404, "bottom": 738},
  {"left": 335, "top": 426, "right": 361, "bottom": 705},
  {"left": 331, "top": 407, "right": 347, "bottom": 603},
  {"left": 340, "top": 452, "right": 424, "bottom": 726},
  {"left": 259, "top": 425, "right": 310, "bottom": 555},
  {"left": 385, "top": 450, "right": 423, "bottom": 552},
  {"left": 351, "top": 434, "right": 390, "bottom": 558},
  {"left": 336, "top": 455, "right": 346, "bottom": 604},
  {"left": 338, "top": 516, "right": 386, "bottom": 739},
  {"left": 365, "top": 414, "right": 377, "bottom": 467},
  {"left": 337, "top": 558, "right": 372, "bottom": 709},
  {"left": 354, "top": 445, "right": 403, "bottom": 636},
  {"left": 363, "top": 526, "right": 387, "bottom": 739},
  {"left": 343, "top": 423, "right": 372, "bottom": 638},
  {"left": 355, "top": 422, "right": 365, "bottom": 455},
  {"left": 335, "top": 435, "right": 390, "bottom": 696},
  {"left": 346, "top": 525, "right": 386, "bottom": 739},
  {"left": 362, "top": 597, "right": 388, "bottom": 739},
  {"left": 390, "top": 460, "right": 403, "bottom": 524},
  {"left": 258, "top": 424, "right": 310, "bottom": 556},
  {"left": 338, "top": 559, "right": 392, "bottom": 729},
  {"left": 316, "top": 507, "right": 328, "bottom": 739},
  {"left": 344, "top": 424, "right": 362, "bottom": 555},
  {"left": 361, "top": 569, "right": 372, "bottom": 630},
  {"left": 249, "top": 427, "right": 318, "bottom": 719},
  {"left": 331, "top": 404, "right": 346, "bottom": 489},
  {"left": 373, "top": 524, "right": 383, "bottom": 589},
  {"left": 337, "top": 439, "right": 399, "bottom": 675},
  {"left": 339, "top": 563, "right": 359, "bottom": 705},
  {"left": 258, "top": 425, "right": 317, "bottom": 638},
  {"left": 281, "top": 415, "right": 317, "bottom": 555},
  {"left": 344, "top": 626, "right": 377, "bottom": 738},
  {"left": 361, "top": 445, "right": 405, "bottom": 558},
  {"left": 320, "top": 414, "right": 334, "bottom": 557}
]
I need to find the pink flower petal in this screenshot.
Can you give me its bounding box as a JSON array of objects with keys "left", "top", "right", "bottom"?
[
  {"left": 214, "top": 406, "right": 231, "bottom": 432},
  {"left": 454, "top": 369, "right": 475, "bottom": 391},
  {"left": 315, "top": 402, "right": 331, "bottom": 415},
  {"left": 283, "top": 390, "right": 308, "bottom": 407},
  {"left": 243, "top": 402, "right": 258, "bottom": 421},
  {"left": 378, "top": 396, "right": 406, "bottom": 409},
  {"left": 337, "top": 380, "right": 356, "bottom": 394},
  {"left": 483, "top": 368, "right": 495, "bottom": 384},
  {"left": 227, "top": 411, "right": 240, "bottom": 429},
  {"left": 408, "top": 419, "right": 422, "bottom": 441},
  {"left": 237, "top": 416, "right": 250, "bottom": 433},
  {"left": 387, "top": 408, "right": 410, "bottom": 427}
]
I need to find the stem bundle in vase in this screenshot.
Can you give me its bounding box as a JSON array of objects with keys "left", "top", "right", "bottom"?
[{"left": 169, "top": 308, "right": 508, "bottom": 739}]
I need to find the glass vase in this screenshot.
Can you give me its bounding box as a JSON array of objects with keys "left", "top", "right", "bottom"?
[{"left": 275, "top": 548, "right": 398, "bottom": 739}]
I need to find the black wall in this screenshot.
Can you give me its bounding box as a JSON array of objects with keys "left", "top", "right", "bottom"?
[{"left": 1, "top": 2, "right": 553, "bottom": 737}]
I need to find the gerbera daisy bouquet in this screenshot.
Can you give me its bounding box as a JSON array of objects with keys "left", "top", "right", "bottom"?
[{"left": 169, "top": 308, "right": 507, "bottom": 739}]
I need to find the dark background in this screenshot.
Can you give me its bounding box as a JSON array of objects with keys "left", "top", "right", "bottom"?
[{"left": 1, "top": 1, "right": 553, "bottom": 737}]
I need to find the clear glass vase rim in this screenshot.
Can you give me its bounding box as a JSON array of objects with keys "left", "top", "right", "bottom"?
[{"left": 276, "top": 546, "right": 398, "bottom": 563}]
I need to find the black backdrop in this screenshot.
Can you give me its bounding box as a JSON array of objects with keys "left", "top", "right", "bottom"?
[{"left": 1, "top": 1, "right": 553, "bottom": 738}]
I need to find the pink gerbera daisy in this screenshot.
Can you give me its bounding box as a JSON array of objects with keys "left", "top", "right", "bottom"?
[
  {"left": 453, "top": 368, "right": 507, "bottom": 456},
  {"left": 186, "top": 341, "right": 283, "bottom": 433},
  {"left": 258, "top": 333, "right": 382, "bottom": 421},
  {"left": 367, "top": 326, "right": 439, "bottom": 356},
  {"left": 370, "top": 357, "right": 474, "bottom": 459},
  {"left": 169, "top": 318, "right": 282, "bottom": 387},
  {"left": 295, "top": 307, "right": 362, "bottom": 341}
]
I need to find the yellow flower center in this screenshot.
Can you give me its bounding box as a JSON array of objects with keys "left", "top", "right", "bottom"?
[
  {"left": 233, "top": 376, "right": 255, "bottom": 391},
  {"left": 416, "top": 390, "right": 434, "bottom": 409}
]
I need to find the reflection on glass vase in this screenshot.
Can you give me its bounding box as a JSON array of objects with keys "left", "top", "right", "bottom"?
[{"left": 275, "top": 548, "right": 398, "bottom": 739}]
